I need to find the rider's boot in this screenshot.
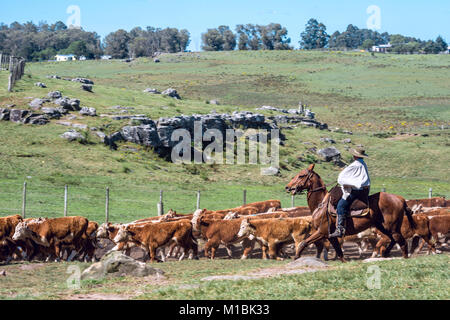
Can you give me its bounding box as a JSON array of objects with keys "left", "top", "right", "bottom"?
[{"left": 329, "top": 214, "right": 346, "bottom": 238}]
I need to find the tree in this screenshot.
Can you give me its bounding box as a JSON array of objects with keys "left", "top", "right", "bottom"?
[
  {"left": 362, "top": 39, "right": 375, "bottom": 50},
  {"left": 60, "top": 40, "right": 88, "bottom": 57},
  {"left": 104, "top": 29, "right": 130, "bottom": 58},
  {"left": 435, "top": 36, "right": 448, "bottom": 52},
  {"left": 202, "top": 28, "right": 225, "bottom": 51},
  {"left": 300, "top": 18, "right": 329, "bottom": 49},
  {"left": 423, "top": 40, "right": 441, "bottom": 54}
]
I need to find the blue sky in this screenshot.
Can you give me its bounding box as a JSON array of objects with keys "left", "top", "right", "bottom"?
[{"left": 1, "top": 0, "right": 449, "bottom": 51}]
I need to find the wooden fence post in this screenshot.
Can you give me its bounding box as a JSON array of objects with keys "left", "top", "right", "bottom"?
[
  {"left": 64, "top": 185, "right": 68, "bottom": 217},
  {"left": 22, "top": 182, "right": 27, "bottom": 218},
  {"left": 0, "top": 54, "right": 2, "bottom": 70},
  {"left": 381, "top": 187, "right": 386, "bottom": 193},
  {"left": 429, "top": 188, "right": 433, "bottom": 199},
  {"left": 291, "top": 195, "right": 295, "bottom": 208},
  {"left": 243, "top": 190, "right": 247, "bottom": 206},
  {"left": 105, "top": 187, "right": 110, "bottom": 223},
  {"left": 196, "top": 190, "right": 201, "bottom": 210},
  {"left": 158, "top": 190, "right": 164, "bottom": 216}
]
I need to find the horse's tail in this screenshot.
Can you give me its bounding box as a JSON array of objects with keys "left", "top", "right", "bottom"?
[{"left": 404, "top": 202, "right": 416, "bottom": 229}]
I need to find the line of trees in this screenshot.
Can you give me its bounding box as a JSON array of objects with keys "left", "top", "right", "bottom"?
[{"left": 0, "top": 19, "right": 447, "bottom": 61}]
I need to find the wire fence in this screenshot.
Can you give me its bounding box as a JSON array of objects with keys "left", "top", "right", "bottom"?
[
  {"left": 0, "top": 180, "right": 444, "bottom": 224},
  {"left": 0, "top": 53, "right": 26, "bottom": 91}
]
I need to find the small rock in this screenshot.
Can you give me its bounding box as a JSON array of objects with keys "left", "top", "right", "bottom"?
[
  {"left": 162, "top": 88, "right": 181, "bottom": 99},
  {"left": 343, "top": 138, "right": 352, "bottom": 144},
  {"left": 72, "top": 78, "right": 94, "bottom": 85},
  {"left": 29, "top": 98, "right": 49, "bottom": 109},
  {"left": 287, "top": 257, "right": 329, "bottom": 268},
  {"left": 34, "top": 82, "right": 47, "bottom": 88},
  {"left": 153, "top": 58, "right": 160, "bottom": 63},
  {"left": 79, "top": 107, "right": 97, "bottom": 117},
  {"left": 143, "top": 88, "right": 161, "bottom": 94},
  {"left": 60, "top": 130, "right": 85, "bottom": 142},
  {"left": 209, "top": 100, "right": 220, "bottom": 105},
  {"left": 261, "top": 166, "right": 280, "bottom": 176},
  {"left": 47, "top": 91, "right": 62, "bottom": 100},
  {"left": 320, "top": 137, "right": 336, "bottom": 144},
  {"left": 0, "top": 270, "right": 6, "bottom": 276},
  {"left": 81, "top": 84, "right": 93, "bottom": 92}
]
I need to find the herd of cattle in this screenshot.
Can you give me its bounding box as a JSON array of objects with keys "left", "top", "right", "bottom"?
[{"left": 0, "top": 197, "right": 449, "bottom": 264}]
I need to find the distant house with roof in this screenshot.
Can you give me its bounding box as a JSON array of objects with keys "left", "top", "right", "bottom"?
[
  {"left": 55, "top": 54, "right": 77, "bottom": 62},
  {"left": 101, "top": 55, "right": 112, "bottom": 60},
  {"left": 371, "top": 43, "right": 392, "bottom": 53}
]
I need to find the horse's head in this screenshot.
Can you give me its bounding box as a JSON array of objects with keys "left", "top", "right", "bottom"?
[{"left": 285, "top": 164, "right": 317, "bottom": 195}]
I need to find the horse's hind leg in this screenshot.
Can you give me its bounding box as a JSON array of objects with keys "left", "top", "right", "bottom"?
[{"left": 391, "top": 232, "right": 408, "bottom": 258}]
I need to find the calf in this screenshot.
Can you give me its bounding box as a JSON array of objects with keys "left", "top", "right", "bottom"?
[
  {"left": 12, "top": 216, "right": 88, "bottom": 262},
  {"left": 416, "top": 214, "right": 450, "bottom": 254},
  {"left": 193, "top": 217, "right": 254, "bottom": 260},
  {"left": 237, "top": 217, "right": 312, "bottom": 260},
  {"left": 113, "top": 220, "right": 198, "bottom": 262},
  {"left": 375, "top": 214, "right": 436, "bottom": 257}
]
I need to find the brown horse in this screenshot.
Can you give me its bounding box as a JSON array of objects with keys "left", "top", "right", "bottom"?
[{"left": 285, "top": 164, "right": 413, "bottom": 262}]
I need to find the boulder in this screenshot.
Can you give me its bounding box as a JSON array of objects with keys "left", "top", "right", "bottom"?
[
  {"left": 261, "top": 166, "right": 280, "bottom": 176},
  {"left": 209, "top": 100, "right": 220, "bottom": 105},
  {"left": 54, "top": 97, "right": 81, "bottom": 111},
  {"left": 34, "top": 82, "right": 47, "bottom": 88},
  {"left": 162, "top": 88, "right": 181, "bottom": 99},
  {"left": 47, "top": 91, "right": 62, "bottom": 100},
  {"left": 81, "top": 251, "right": 164, "bottom": 281},
  {"left": 81, "top": 84, "right": 93, "bottom": 92},
  {"left": 153, "top": 58, "right": 160, "bottom": 63},
  {"left": 29, "top": 98, "right": 49, "bottom": 109},
  {"left": 317, "top": 147, "right": 341, "bottom": 162},
  {"left": 72, "top": 78, "right": 94, "bottom": 85},
  {"left": 320, "top": 137, "right": 336, "bottom": 144},
  {"left": 143, "top": 88, "right": 161, "bottom": 94},
  {"left": 60, "top": 130, "right": 85, "bottom": 142},
  {"left": 79, "top": 107, "right": 97, "bottom": 117},
  {"left": 41, "top": 107, "right": 62, "bottom": 119},
  {"left": 0, "top": 108, "right": 10, "bottom": 121},
  {"left": 46, "top": 75, "right": 61, "bottom": 80},
  {"left": 9, "top": 109, "right": 29, "bottom": 123},
  {"left": 121, "top": 123, "right": 161, "bottom": 148},
  {"left": 287, "top": 257, "right": 329, "bottom": 268},
  {"left": 26, "top": 115, "right": 50, "bottom": 125}
]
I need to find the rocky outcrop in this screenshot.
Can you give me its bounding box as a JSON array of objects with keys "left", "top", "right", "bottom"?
[
  {"left": 53, "top": 97, "right": 81, "bottom": 111},
  {"left": 104, "top": 111, "right": 282, "bottom": 155}
]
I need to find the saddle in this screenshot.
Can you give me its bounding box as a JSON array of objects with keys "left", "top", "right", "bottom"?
[{"left": 328, "top": 186, "right": 370, "bottom": 218}]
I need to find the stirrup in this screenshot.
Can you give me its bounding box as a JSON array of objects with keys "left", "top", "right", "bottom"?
[{"left": 329, "top": 228, "right": 345, "bottom": 238}]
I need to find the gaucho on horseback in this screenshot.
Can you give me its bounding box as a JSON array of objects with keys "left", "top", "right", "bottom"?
[{"left": 329, "top": 146, "right": 370, "bottom": 238}]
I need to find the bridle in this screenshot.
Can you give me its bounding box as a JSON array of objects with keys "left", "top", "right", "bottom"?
[{"left": 290, "top": 169, "right": 335, "bottom": 196}]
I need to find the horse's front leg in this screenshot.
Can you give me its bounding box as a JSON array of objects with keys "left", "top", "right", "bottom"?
[{"left": 295, "top": 230, "right": 326, "bottom": 260}]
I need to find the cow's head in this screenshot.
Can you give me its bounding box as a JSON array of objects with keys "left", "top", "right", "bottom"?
[
  {"left": 237, "top": 219, "right": 256, "bottom": 240},
  {"left": 191, "top": 209, "right": 206, "bottom": 232},
  {"left": 113, "top": 225, "right": 131, "bottom": 243},
  {"left": 12, "top": 221, "right": 31, "bottom": 241},
  {"left": 96, "top": 223, "right": 114, "bottom": 239},
  {"left": 224, "top": 211, "right": 239, "bottom": 220}
]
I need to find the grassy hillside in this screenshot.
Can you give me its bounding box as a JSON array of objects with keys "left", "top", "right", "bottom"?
[{"left": 0, "top": 50, "right": 448, "bottom": 223}]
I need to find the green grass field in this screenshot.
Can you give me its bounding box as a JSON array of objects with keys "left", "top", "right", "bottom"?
[{"left": 0, "top": 255, "right": 448, "bottom": 300}]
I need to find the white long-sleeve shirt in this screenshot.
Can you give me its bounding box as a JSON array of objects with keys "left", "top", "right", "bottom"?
[{"left": 338, "top": 158, "right": 371, "bottom": 190}]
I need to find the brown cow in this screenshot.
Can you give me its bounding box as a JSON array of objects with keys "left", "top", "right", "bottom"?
[
  {"left": 0, "top": 215, "right": 23, "bottom": 262},
  {"left": 113, "top": 220, "right": 198, "bottom": 262},
  {"left": 237, "top": 217, "right": 312, "bottom": 260},
  {"left": 193, "top": 217, "right": 255, "bottom": 260},
  {"left": 416, "top": 214, "right": 450, "bottom": 254},
  {"left": 375, "top": 214, "right": 436, "bottom": 257},
  {"left": 12, "top": 216, "right": 88, "bottom": 262},
  {"left": 68, "top": 221, "right": 99, "bottom": 262},
  {"left": 406, "top": 197, "right": 448, "bottom": 208}
]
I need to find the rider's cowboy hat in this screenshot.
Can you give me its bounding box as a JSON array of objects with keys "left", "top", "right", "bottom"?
[{"left": 350, "top": 146, "right": 369, "bottom": 158}]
